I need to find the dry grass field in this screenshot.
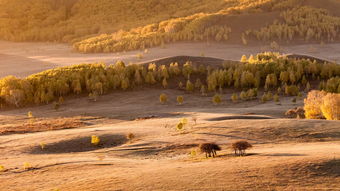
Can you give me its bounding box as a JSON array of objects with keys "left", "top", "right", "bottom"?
[{"left": 0, "top": 88, "right": 339, "bottom": 191}]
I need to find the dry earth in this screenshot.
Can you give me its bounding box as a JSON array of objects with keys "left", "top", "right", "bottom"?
[
  {"left": 1, "top": 41, "right": 340, "bottom": 78},
  {"left": 0, "top": 88, "right": 339, "bottom": 191}
]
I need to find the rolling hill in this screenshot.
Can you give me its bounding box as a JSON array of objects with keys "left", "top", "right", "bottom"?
[{"left": 1, "top": 0, "right": 340, "bottom": 53}]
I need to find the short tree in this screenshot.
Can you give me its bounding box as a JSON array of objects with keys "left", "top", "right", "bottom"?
[
  {"left": 273, "top": 94, "right": 280, "bottom": 102},
  {"left": 177, "top": 96, "right": 184, "bottom": 105},
  {"left": 159, "top": 93, "right": 168, "bottom": 104},
  {"left": 212, "top": 94, "right": 222, "bottom": 105},
  {"left": 200, "top": 85, "right": 207, "bottom": 96},
  {"left": 186, "top": 80, "right": 194, "bottom": 92},
  {"left": 231, "top": 93, "right": 238, "bottom": 103}
]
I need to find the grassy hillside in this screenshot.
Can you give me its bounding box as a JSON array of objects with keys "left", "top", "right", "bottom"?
[
  {"left": 0, "top": 0, "right": 225, "bottom": 42},
  {"left": 1, "top": 0, "right": 340, "bottom": 53}
]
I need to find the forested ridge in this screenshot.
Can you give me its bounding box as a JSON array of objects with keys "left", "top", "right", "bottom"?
[
  {"left": 0, "top": 52, "right": 339, "bottom": 109},
  {"left": 1, "top": 0, "right": 340, "bottom": 53}
]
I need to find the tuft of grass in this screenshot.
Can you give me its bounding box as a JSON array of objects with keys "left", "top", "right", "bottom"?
[
  {"left": 40, "top": 143, "right": 46, "bottom": 150},
  {"left": 23, "top": 162, "right": 32, "bottom": 170}
]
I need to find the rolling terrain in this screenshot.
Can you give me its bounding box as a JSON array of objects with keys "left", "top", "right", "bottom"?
[{"left": 0, "top": 0, "right": 339, "bottom": 190}]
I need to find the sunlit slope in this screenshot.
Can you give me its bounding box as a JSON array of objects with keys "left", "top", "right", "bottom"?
[
  {"left": 1, "top": 0, "right": 340, "bottom": 53},
  {"left": 0, "top": 0, "right": 226, "bottom": 42}
]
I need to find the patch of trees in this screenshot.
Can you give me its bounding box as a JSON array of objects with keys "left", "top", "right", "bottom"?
[
  {"left": 0, "top": 0, "right": 225, "bottom": 43},
  {"left": 304, "top": 90, "right": 340, "bottom": 120},
  {"left": 0, "top": 52, "right": 339, "bottom": 110},
  {"left": 246, "top": 6, "right": 340, "bottom": 43},
  {"left": 73, "top": 13, "right": 232, "bottom": 53}
]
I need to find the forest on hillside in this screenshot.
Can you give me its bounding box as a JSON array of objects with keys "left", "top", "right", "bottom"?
[{"left": 1, "top": 0, "right": 340, "bottom": 53}]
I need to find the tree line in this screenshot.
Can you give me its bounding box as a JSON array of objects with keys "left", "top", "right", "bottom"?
[{"left": 0, "top": 52, "right": 339, "bottom": 108}]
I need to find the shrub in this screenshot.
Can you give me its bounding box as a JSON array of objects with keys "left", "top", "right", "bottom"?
[
  {"left": 261, "top": 93, "right": 268, "bottom": 103},
  {"left": 199, "top": 143, "right": 221, "bottom": 158},
  {"left": 127, "top": 133, "right": 135, "bottom": 141},
  {"left": 321, "top": 93, "right": 340, "bottom": 120},
  {"left": 285, "top": 85, "right": 299, "bottom": 96},
  {"left": 212, "top": 94, "right": 222, "bottom": 105},
  {"left": 240, "top": 91, "right": 247, "bottom": 101},
  {"left": 273, "top": 94, "right": 280, "bottom": 102},
  {"left": 304, "top": 90, "right": 327, "bottom": 119},
  {"left": 54, "top": 102, "right": 60, "bottom": 111},
  {"left": 186, "top": 80, "right": 194, "bottom": 92},
  {"left": 292, "top": 97, "right": 297, "bottom": 103},
  {"left": 231, "top": 141, "right": 252, "bottom": 156},
  {"left": 162, "top": 78, "right": 168, "bottom": 88},
  {"left": 285, "top": 107, "right": 305, "bottom": 119},
  {"left": 91, "top": 135, "right": 101, "bottom": 146},
  {"left": 178, "top": 81, "right": 184, "bottom": 89},
  {"left": 23, "top": 162, "right": 32, "bottom": 170},
  {"left": 27, "top": 111, "right": 33, "bottom": 118},
  {"left": 231, "top": 93, "right": 238, "bottom": 103},
  {"left": 200, "top": 85, "right": 207, "bottom": 96},
  {"left": 159, "top": 93, "right": 168, "bottom": 104},
  {"left": 40, "top": 143, "right": 46, "bottom": 150},
  {"left": 177, "top": 96, "right": 184, "bottom": 105},
  {"left": 0, "top": 165, "right": 4, "bottom": 172}
]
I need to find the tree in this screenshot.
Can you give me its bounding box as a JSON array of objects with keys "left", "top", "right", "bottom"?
[
  {"left": 195, "top": 79, "right": 202, "bottom": 90},
  {"left": 241, "top": 71, "right": 255, "bottom": 88},
  {"left": 178, "top": 81, "right": 183, "bottom": 89},
  {"left": 162, "top": 78, "right": 168, "bottom": 88},
  {"left": 182, "top": 61, "right": 193, "bottom": 79},
  {"left": 186, "top": 80, "right": 194, "bottom": 92},
  {"left": 159, "top": 93, "right": 168, "bottom": 104},
  {"left": 212, "top": 94, "right": 222, "bottom": 105},
  {"left": 177, "top": 96, "right": 184, "bottom": 105},
  {"left": 265, "top": 73, "right": 278, "bottom": 90},
  {"left": 240, "top": 91, "right": 248, "bottom": 101},
  {"left": 273, "top": 94, "right": 280, "bottom": 102},
  {"left": 8, "top": 89, "right": 24, "bottom": 107},
  {"left": 240, "top": 55, "right": 248, "bottom": 63},
  {"left": 321, "top": 93, "right": 340, "bottom": 120},
  {"left": 231, "top": 93, "right": 238, "bottom": 103},
  {"left": 200, "top": 85, "right": 207, "bottom": 96}
]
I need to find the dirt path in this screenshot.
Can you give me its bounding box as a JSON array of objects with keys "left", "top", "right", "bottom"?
[{"left": 1, "top": 41, "right": 340, "bottom": 78}]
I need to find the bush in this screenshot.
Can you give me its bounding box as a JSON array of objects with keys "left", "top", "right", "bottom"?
[
  {"left": 231, "top": 141, "right": 252, "bottom": 156},
  {"left": 91, "top": 135, "right": 101, "bottom": 146},
  {"left": 321, "top": 93, "right": 340, "bottom": 120},
  {"left": 177, "top": 96, "right": 184, "bottom": 105},
  {"left": 212, "top": 94, "right": 222, "bottom": 105},
  {"left": 231, "top": 93, "right": 238, "bottom": 103},
  {"left": 285, "top": 85, "right": 299, "bottom": 96},
  {"left": 186, "top": 80, "right": 194, "bottom": 92},
  {"left": 159, "top": 93, "right": 168, "bottom": 104},
  {"left": 304, "top": 91, "right": 327, "bottom": 119}
]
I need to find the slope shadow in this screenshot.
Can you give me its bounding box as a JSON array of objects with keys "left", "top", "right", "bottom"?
[{"left": 28, "top": 134, "right": 127, "bottom": 154}]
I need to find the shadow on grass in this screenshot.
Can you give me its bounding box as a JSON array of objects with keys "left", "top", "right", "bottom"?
[{"left": 28, "top": 134, "right": 127, "bottom": 154}]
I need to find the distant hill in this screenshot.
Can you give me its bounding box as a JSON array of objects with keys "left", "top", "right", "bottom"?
[{"left": 1, "top": 0, "right": 340, "bottom": 53}]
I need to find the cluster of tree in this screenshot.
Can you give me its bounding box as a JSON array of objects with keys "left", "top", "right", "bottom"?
[
  {"left": 304, "top": 90, "right": 339, "bottom": 120},
  {"left": 73, "top": 13, "right": 232, "bottom": 53},
  {"left": 206, "top": 52, "right": 339, "bottom": 95},
  {"left": 0, "top": 52, "right": 339, "bottom": 108},
  {"left": 246, "top": 6, "right": 340, "bottom": 43}
]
